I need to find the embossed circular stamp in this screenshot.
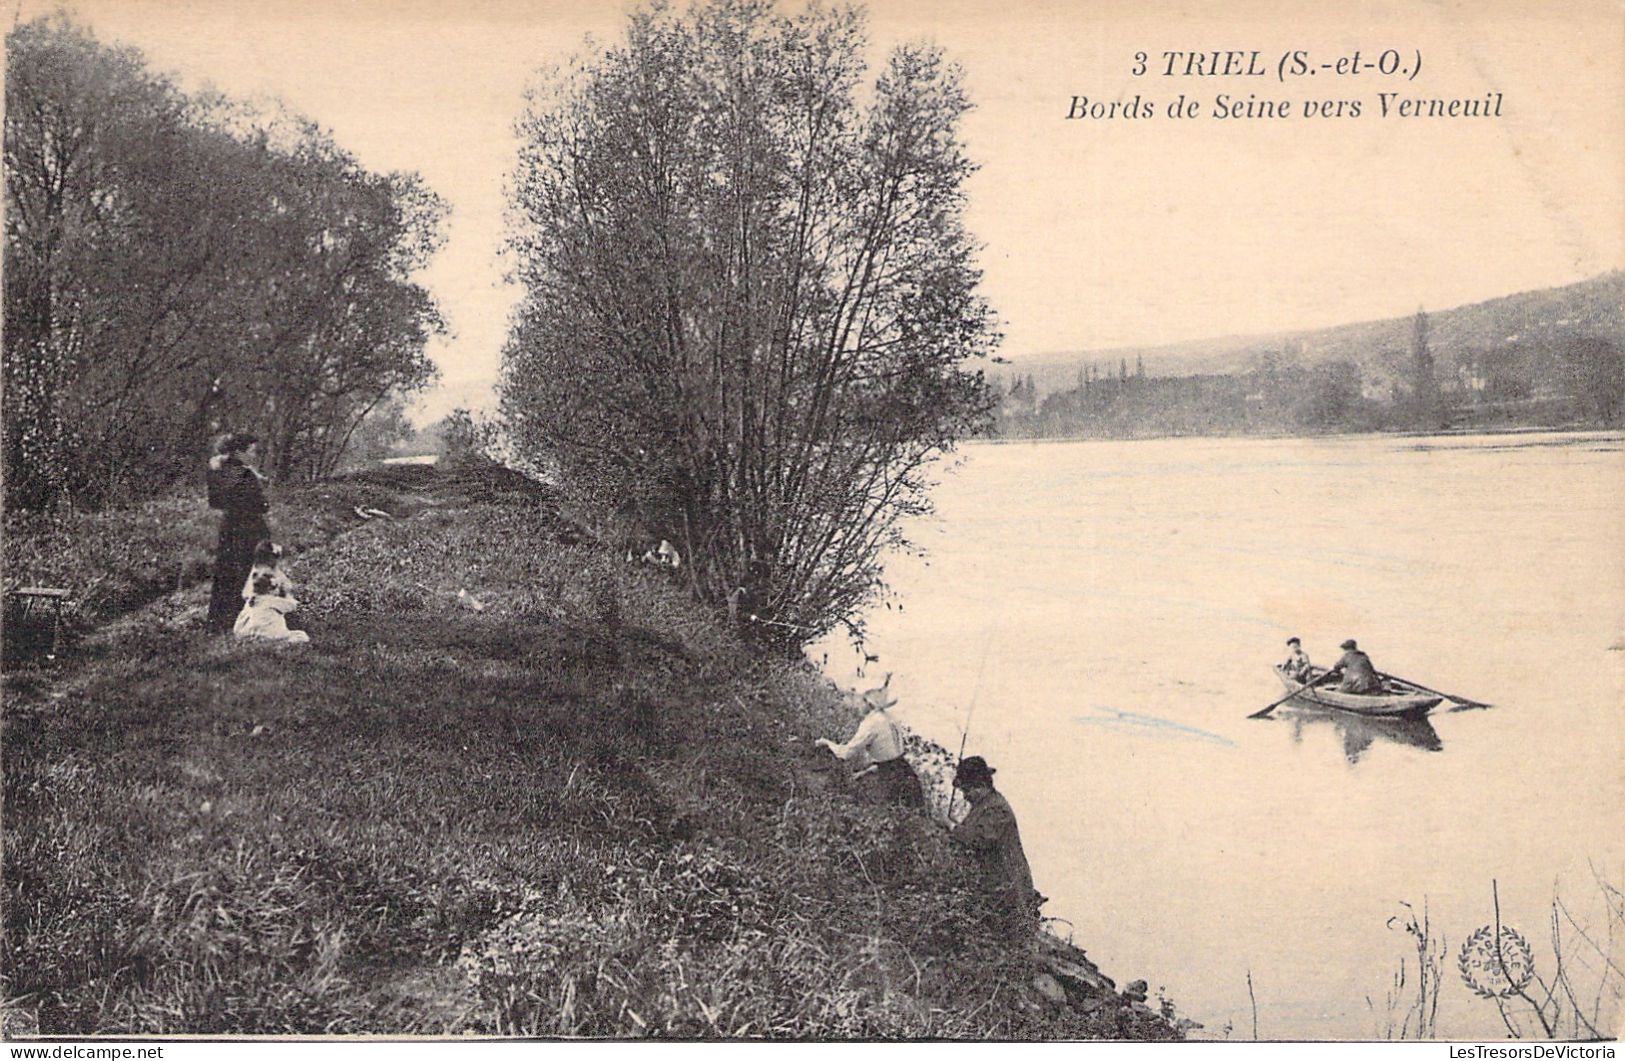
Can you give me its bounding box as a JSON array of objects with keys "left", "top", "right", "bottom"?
[{"left": 1457, "top": 924, "right": 1536, "bottom": 998}]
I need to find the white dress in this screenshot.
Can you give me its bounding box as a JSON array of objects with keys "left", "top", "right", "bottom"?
[{"left": 233, "top": 565, "right": 310, "bottom": 644}]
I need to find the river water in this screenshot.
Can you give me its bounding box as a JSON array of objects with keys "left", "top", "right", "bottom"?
[{"left": 818, "top": 431, "right": 1625, "bottom": 1040}]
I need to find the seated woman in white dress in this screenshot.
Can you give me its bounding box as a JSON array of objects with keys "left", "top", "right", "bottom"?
[
  {"left": 815, "top": 675, "right": 923, "bottom": 808},
  {"left": 233, "top": 541, "right": 310, "bottom": 645}
]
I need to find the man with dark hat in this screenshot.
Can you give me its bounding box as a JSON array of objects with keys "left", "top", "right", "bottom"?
[
  {"left": 1325, "top": 638, "right": 1383, "bottom": 694},
  {"left": 950, "top": 756, "right": 1041, "bottom": 922},
  {"left": 206, "top": 432, "right": 271, "bottom": 633}
]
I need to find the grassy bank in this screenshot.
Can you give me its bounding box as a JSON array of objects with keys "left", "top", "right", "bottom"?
[
  {"left": 2, "top": 463, "right": 1178, "bottom": 1039},
  {"left": 2, "top": 471, "right": 440, "bottom": 642}
]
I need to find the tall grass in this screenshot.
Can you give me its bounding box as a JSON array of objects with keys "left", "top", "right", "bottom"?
[
  {"left": 1368, "top": 900, "right": 1445, "bottom": 1039},
  {"left": 1366, "top": 874, "right": 1624, "bottom": 1041},
  {"left": 3, "top": 473, "right": 444, "bottom": 646}
]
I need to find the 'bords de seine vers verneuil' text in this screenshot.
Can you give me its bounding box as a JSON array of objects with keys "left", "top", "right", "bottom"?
[{"left": 1064, "top": 91, "right": 1504, "bottom": 121}]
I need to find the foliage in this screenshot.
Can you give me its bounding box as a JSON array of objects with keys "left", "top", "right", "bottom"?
[
  {"left": 1388, "top": 308, "right": 1447, "bottom": 431},
  {"left": 991, "top": 331, "right": 1625, "bottom": 442},
  {"left": 1560, "top": 336, "right": 1624, "bottom": 425},
  {"left": 336, "top": 399, "right": 415, "bottom": 472},
  {"left": 995, "top": 359, "right": 1385, "bottom": 440},
  {"left": 501, "top": 0, "right": 998, "bottom": 649},
  {"left": 436, "top": 407, "right": 505, "bottom": 465},
  {"left": 987, "top": 271, "right": 1625, "bottom": 440},
  {"left": 3, "top": 14, "right": 445, "bottom": 511}
]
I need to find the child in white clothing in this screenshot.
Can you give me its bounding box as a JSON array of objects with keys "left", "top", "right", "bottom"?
[{"left": 233, "top": 541, "right": 310, "bottom": 645}]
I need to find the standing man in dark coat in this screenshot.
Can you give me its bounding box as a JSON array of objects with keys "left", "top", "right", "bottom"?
[
  {"left": 206, "top": 433, "right": 270, "bottom": 633},
  {"left": 950, "top": 756, "right": 1042, "bottom": 925}
]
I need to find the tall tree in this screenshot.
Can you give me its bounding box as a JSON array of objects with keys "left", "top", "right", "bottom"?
[
  {"left": 3, "top": 16, "right": 445, "bottom": 508},
  {"left": 503, "top": 0, "right": 997, "bottom": 646},
  {"left": 1408, "top": 307, "right": 1443, "bottom": 429},
  {"left": 232, "top": 117, "right": 446, "bottom": 481},
  {"left": 1563, "top": 336, "right": 1624, "bottom": 425},
  {"left": 3, "top": 17, "right": 189, "bottom": 507}
]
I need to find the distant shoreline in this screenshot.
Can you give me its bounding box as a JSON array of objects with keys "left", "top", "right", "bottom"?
[{"left": 966, "top": 424, "right": 1625, "bottom": 447}]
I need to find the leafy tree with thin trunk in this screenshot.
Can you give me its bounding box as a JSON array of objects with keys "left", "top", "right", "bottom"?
[
  {"left": 502, "top": 0, "right": 998, "bottom": 649},
  {"left": 4, "top": 15, "right": 445, "bottom": 509},
  {"left": 1408, "top": 308, "right": 1443, "bottom": 429}
]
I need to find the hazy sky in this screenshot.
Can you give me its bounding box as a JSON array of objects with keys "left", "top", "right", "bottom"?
[{"left": 17, "top": 0, "right": 1624, "bottom": 420}]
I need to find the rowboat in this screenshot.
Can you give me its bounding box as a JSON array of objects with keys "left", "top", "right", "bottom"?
[{"left": 1272, "top": 665, "right": 1442, "bottom": 719}]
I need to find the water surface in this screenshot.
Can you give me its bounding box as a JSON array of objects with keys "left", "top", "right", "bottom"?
[{"left": 820, "top": 431, "right": 1625, "bottom": 1039}]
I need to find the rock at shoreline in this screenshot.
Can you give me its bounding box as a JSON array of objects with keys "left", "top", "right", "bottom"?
[
  {"left": 1032, "top": 973, "right": 1067, "bottom": 1006},
  {"left": 1035, "top": 931, "right": 1116, "bottom": 998}
]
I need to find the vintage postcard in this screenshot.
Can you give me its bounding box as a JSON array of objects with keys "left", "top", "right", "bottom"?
[{"left": 3, "top": 0, "right": 1621, "bottom": 1048}]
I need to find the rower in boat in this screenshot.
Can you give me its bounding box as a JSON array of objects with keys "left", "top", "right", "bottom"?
[{"left": 1325, "top": 639, "right": 1383, "bottom": 694}]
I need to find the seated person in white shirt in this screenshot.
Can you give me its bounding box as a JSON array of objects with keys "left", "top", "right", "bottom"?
[
  {"left": 1281, "top": 636, "right": 1312, "bottom": 682},
  {"left": 815, "top": 675, "right": 923, "bottom": 808}
]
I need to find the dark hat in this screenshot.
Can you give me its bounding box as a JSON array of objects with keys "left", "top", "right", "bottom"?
[
  {"left": 954, "top": 755, "right": 996, "bottom": 788},
  {"left": 1340, "top": 639, "right": 1358, "bottom": 650},
  {"left": 1286, "top": 636, "right": 1301, "bottom": 646}
]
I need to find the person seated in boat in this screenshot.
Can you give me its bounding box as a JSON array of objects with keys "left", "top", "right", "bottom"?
[
  {"left": 1325, "top": 639, "right": 1383, "bottom": 694},
  {"left": 1281, "top": 637, "right": 1313, "bottom": 683},
  {"left": 814, "top": 674, "right": 924, "bottom": 809}
]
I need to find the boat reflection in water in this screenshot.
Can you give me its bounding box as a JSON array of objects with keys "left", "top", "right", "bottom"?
[{"left": 1276, "top": 705, "right": 1443, "bottom": 763}]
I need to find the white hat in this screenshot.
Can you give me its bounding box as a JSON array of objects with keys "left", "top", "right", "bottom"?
[{"left": 859, "top": 673, "right": 897, "bottom": 710}]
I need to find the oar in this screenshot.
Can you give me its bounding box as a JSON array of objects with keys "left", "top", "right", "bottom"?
[
  {"left": 1378, "top": 672, "right": 1491, "bottom": 709},
  {"left": 1250, "top": 671, "right": 1335, "bottom": 719}
]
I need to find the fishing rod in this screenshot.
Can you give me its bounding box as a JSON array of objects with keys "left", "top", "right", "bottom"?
[{"left": 946, "top": 631, "right": 993, "bottom": 822}]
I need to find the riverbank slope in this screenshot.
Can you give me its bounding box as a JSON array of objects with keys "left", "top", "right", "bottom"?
[{"left": 2, "top": 461, "right": 1180, "bottom": 1038}]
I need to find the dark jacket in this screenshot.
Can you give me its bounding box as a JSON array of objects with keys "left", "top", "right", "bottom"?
[
  {"left": 207, "top": 454, "right": 269, "bottom": 519},
  {"left": 1331, "top": 649, "right": 1382, "bottom": 693},
  {"left": 951, "top": 789, "right": 1038, "bottom": 913},
  {"left": 206, "top": 454, "right": 270, "bottom": 631}
]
